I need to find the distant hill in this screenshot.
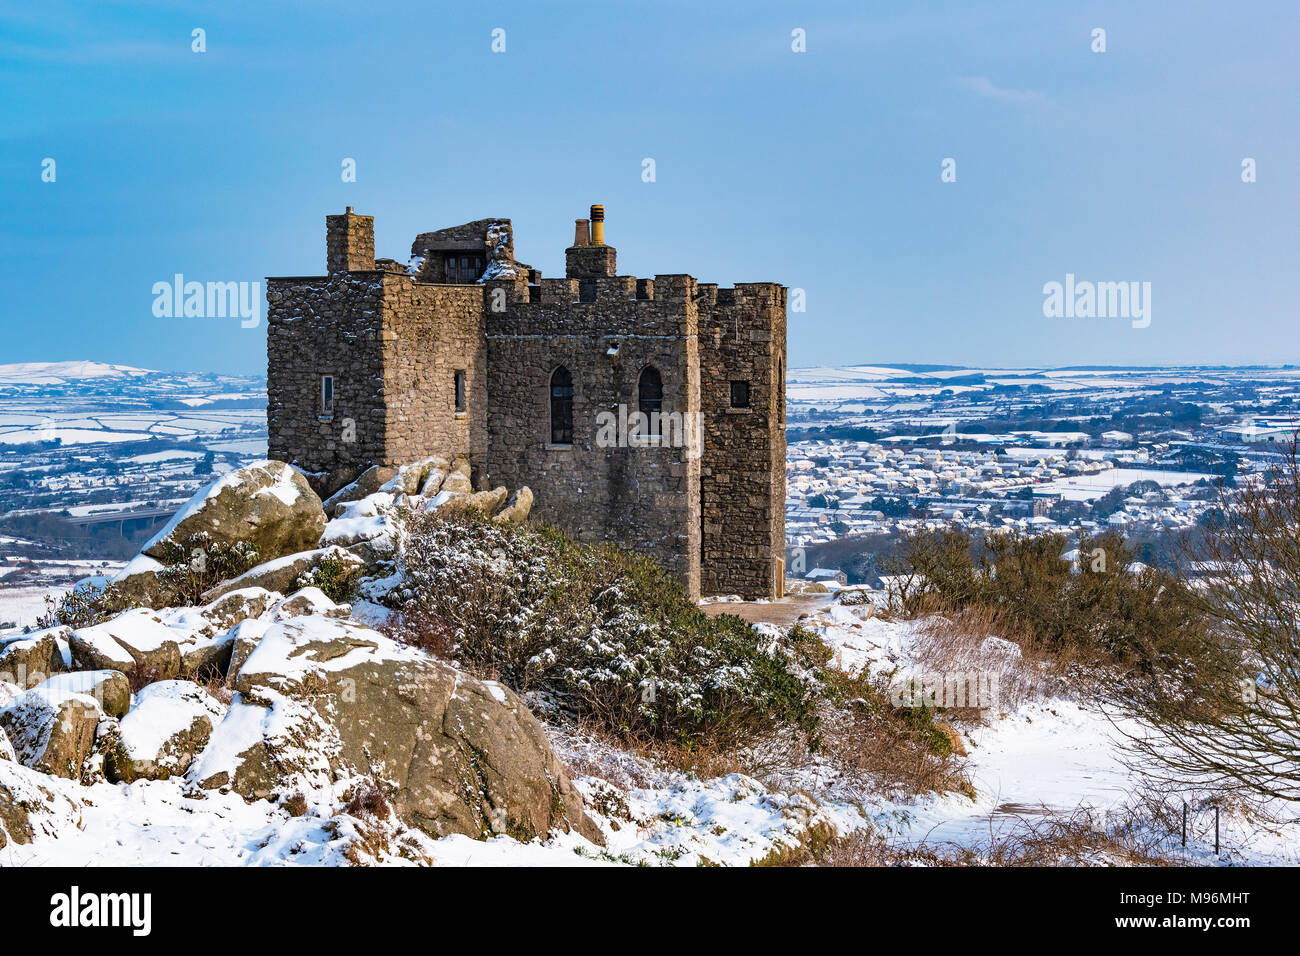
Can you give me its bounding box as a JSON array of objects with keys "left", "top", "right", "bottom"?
[
  {"left": 0, "top": 362, "right": 264, "bottom": 406},
  {"left": 0, "top": 361, "right": 157, "bottom": 387}
]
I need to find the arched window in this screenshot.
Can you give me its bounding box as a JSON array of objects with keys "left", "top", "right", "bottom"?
[
  {"left": 638, "top": 365, "right": 663, "bottom": 439},
  {"left": 550, "top": 367, "right": 573, "bottom": 445}
]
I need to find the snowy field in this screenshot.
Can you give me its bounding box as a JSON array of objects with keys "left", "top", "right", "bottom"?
[
  {"left": 1036, "top": 467, "right": 1213, "bottom": 501},
  {"left": 0, "top": 362, "right": 156, "bottom": 387},
  {"left": 785, "top": 364, "right": 1300, "bottom": 415},
  {"left": 0, "top": 585, "right": 60, "bottom": 628},
  {"left": 0, "top": 361, "right": 264, "bottom": 448},
  {"left": 0, "top": 411, "right": 263, "bottom": 447}
]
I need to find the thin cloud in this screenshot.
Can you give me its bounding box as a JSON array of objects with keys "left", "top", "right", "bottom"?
[
  {"left": 958, "top": 76, "right": 1046, "bottom": 104},
  {"left": 0, "top": 39, "right": 183, "bottom": 65}
]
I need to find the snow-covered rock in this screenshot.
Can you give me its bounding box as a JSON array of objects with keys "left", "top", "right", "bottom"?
[
  {"left": 108, "top": 553, "right": 170, "bottom": 606},
  {"left": 69, "top": 608, "right": 181, "bottom": 679},
  {"left": 224, "top": 618, "right": 273, "bottom": 685},
  {"left": 418, "top": 458, "right": 451, "bottom": 497},
  {"left": 193, "top": 585, "right": 278, "bottom": 630},
  {"left": 192, "top": 614, "right": 603, "bottom": 845},
  {"left": 105, "top": 680, "right": 225, "bottom": 782},
  {"left": 265, "top": 587, "right": 349, "bottom": 622},
  {"left": 321, "top": 464, "right": 398, "bottom": 517},
  {"left": 0, "top": 685, "right": 103, "bottom": 779},
  {"left": 380, "top": 456, "right": 449, "bottom": 497},
  {"left": 200, "top": 547, "right": 362, "bottom": 603},
  {"left": 142, "top": 459, "right": 326, "bottom": 564},
  {"left": 321, "top": 494, "right": 400, "bottom": 550},
  {"left": 0, "top": 629, "right": 65, "bottom": 688},
  {"left": 37, "top": 669, "right": 131, "bottom": 719}
]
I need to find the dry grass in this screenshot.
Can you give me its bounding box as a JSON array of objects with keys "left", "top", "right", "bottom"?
[
  {"left": 810, "top": 805, "right": 1181, "bottom": 867},
  {"left": 805, "top": 781, "right": 1254, "bottom": 867},
  {"left": 553, "top": 718, "right": 752, "bottom": 788},
  {"left": 343, "top": 784, "right": 391, "bottom": 821},
  {"left": 817, "top": 668, "right": 975, "bottom": 801},
  {"left": 378, "top": 606, "right": 455, "bottom": 663},
  {"left": 200, "top": 673, "right": 236, "bottom": 706},
  {"left": 555, "top": 687, "right": 973, "bottom": 809},
  {"left": 909, "top": 608, "right": 1075, "bottom": 712},
  {"left": 552, "top": 648, "right": 980, "bottom": 814},
  {"left": 282, "top": 792, "right": 309, "bottom": 817}
]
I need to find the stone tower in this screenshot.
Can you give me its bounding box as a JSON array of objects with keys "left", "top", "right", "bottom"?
[{"left": 266, "top": 205, "right": 787, "bottom": 599}]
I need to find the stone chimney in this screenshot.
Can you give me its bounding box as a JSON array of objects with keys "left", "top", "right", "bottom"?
[
  {"left": 326, "top": 207, "right": 375, "bottom": 273},
  {"left": 565, "top": 203, "right": 616, "bottom": 278}
]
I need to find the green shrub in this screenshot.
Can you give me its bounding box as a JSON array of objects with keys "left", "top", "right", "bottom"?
[
  {"left": 894, "top": 706, "right": 956, "bottom": 758},
  {"left": 389, "top": 508, "right": 822, "bottom": 749},
  {"left": 297, "top": 551, "right": 361, "bottom": 604},
  {"left": 37, "top": 580, "right": 137, "bottom": 630},
  {"left": 151, "top": 533, "right": 260, "bottom": 606},
  {"left": 38, "top": 533, "right": 262, "bottom": 629},
  {"left": 885, "top": 527, "right": 1233, "bottom": 679}
]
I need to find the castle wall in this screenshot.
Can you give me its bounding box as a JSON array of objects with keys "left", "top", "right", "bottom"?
[
  {"left": 483, "top": 275, "right": 702, "bottom": 597},
  {"left": 697, "top": 283, "right": 788, "bottom": 599},
  {"left": 377, "top": 277, "right": 487, "bottom": 480},
  {"left": 266, "top": 273, "right": 387, "bottom": 493},
  {"left": 267, "top": 272, "right": 487, "bottom": 496}
]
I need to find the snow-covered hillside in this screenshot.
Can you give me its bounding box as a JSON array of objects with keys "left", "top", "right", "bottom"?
[
  {"left": 4, "top": 589, "right": 1296, "bottom": 866},
  {"left": 0, "top": 362, "right": 157, "bottom": 387}
]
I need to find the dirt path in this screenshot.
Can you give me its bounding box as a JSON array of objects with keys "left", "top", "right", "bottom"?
[{"left": 699, "top": 593, "right": 835, "bottom": 627}]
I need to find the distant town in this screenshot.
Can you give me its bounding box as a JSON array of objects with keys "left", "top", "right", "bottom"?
[
  {"left": 0, "top": 363, "right": 263, "bottom": 616},
  {"left": 784, "top": 364, "right": 1297, "bottom": 585},
  {"left": 1, "top": 360, "right": 1297, "bottom": 617}
]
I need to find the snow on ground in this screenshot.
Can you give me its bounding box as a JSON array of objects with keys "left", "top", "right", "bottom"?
[
  {"left": 4, "top": 578, "right": 1299, "bottom": 867},
  {"left": 127, "top": 450, "right": 207, "bottom": 464},
  {"left": 0, "top": 765, "right": 434, "bottom": 867},
  {"left": 1037, "top": 467, "right": 1214, "bottom": 501},
  {"left": 209, "top": 438, "right": 270, "bottom": 455},
  {"left": 0, "top": 584, "right": 64, "bottom": 628},
  {"left": 792, "top": 599, "right": 1300, "bottom": 865},
  {"left": 588, "top": 773, "right": 865, "bottom": 866},
  {"left": 1, "top": 727, "right": 863, "bottom": 868}
]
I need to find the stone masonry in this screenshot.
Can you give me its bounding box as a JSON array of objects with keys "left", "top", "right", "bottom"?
[{"left": 266, "top": 206, "right": 787, "bottom": 599}]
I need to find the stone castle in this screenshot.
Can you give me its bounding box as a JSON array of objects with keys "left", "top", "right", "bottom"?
[{"left": 266, "top": 205, "right": 787, "bottom": 600}]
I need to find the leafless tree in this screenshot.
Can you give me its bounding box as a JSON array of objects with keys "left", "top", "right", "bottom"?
[{"left": 1113, "top": 442, "right": 1300, "bottom": 805}]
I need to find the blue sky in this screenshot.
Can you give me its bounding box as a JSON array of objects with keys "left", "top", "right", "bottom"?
[{"left": 2, "top": 0, "right": 1297, "bottom": 375}]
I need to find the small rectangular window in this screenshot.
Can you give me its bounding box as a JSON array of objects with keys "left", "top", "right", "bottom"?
[
  {"left": 321, "top": 375, "right": 335, "bottom": 417},
  {"left": 730, "top": 380, "right": 751, "bottom": 409},
  {"left": 454, "top": 369, "right": 466, "bottom": 413},
  {"left": 550, "top": 368, "right": 574, "bottom": 445}
]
